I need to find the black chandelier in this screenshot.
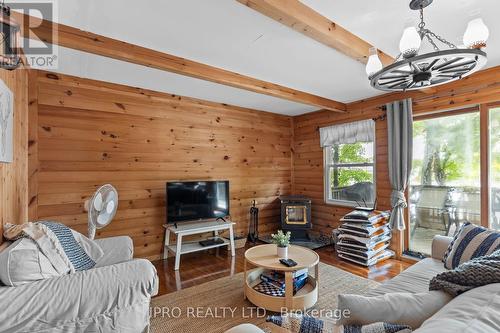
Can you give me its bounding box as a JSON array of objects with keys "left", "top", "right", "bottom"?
[{"left": 366, "top": 0, "right": 489, "bottom": 92}]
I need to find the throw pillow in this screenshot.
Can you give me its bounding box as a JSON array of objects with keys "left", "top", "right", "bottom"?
[
  {"left": 0, "top": 238, "right": 60, "bottom": 286},
  {"left": 336, "top": 291, "right": 452, "bottom": 329},
  {"left": 443, "top": 222, "right": 500, "bottom": 269},
  {"left": 267, "top": 314, "right": 412, "bottom": 333}
]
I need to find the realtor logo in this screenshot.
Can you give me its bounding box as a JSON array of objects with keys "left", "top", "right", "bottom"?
[{"left": 7, "top": 0, "right": 58, "bottom": 69}]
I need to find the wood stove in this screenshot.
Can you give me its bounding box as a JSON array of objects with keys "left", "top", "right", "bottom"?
[{"left": 280, "top": 195, "right": 312, "bottom": 240}]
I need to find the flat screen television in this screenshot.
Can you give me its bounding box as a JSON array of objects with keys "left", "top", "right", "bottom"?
[{"left": 167, "top": 181, "right": 230, "bottom": 224}]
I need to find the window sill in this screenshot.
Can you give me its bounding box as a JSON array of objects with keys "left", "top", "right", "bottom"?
[{"left": 324, "top": 199, "right": 374, "bottom": 209}]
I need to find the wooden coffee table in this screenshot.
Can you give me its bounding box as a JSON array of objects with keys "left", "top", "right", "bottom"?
[{"left": 244, "top": 244, "right": 319, "bottom": 312}]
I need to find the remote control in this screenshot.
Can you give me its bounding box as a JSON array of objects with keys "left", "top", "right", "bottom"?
[{"left": 279, "top": 258, "right": 297, "bottom": 267}]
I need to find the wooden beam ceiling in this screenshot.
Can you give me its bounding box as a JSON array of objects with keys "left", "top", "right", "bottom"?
[
  {"left": 12, "top": 12, "right": 346, "bottom": 113},
  {"left": 237, "top": 0, "right": 394, "bottom": 66}
]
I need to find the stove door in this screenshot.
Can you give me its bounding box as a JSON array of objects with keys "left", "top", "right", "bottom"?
[{"left": 285, "top": 205, "right": 307, "bottom": 225}]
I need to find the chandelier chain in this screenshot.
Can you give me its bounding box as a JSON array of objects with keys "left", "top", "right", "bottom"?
[
  {"left": 426, "top": 30, "right": 457, "bottom": 49},
  {"left": 417, "top": 6, "right": 456, "bottom": 50},
  {"left": 418, "top": 8, "right": 425, "bottom": 31},
  {"left": 424, "top": 32, "right": 440, "bottom": 52}
]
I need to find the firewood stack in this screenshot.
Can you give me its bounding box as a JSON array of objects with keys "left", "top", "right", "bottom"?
[{"left": 336, "top": 209, "right": 394, "bottom": 266}]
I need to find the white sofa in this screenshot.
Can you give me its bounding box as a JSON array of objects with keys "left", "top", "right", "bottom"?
[
  {"left": 0, "top": 236, "right": 159, "bottom": 333},
  {"left": 228, "top": 235, "right": 500, "bottom": 332}
]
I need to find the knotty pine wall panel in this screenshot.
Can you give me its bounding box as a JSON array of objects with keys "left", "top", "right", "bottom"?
[
  {"left": 32, "top": 71, "right": 292, "bottom": 260},
  {"left": 0, "top": 67, "right": 29, "bottom": 244},
  {"left": 29, "top": 66, "right": 500, "bottom": 259}
]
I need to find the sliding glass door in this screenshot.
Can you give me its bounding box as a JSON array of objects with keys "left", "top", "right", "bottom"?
[
  {"left": 490, "top": 106, "right": 500, "bottom": 230},
  {"left": 408, "top": 110, "right": 481, "bottom": 256}
]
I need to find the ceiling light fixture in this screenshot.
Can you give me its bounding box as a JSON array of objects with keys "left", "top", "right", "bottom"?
[{"left": 366, "top": 0, "right": 488, "bottom": 92}]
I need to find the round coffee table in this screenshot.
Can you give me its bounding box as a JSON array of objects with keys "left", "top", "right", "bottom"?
[{"left": 244, "top": 244, "right": 319, "bottom": 312}]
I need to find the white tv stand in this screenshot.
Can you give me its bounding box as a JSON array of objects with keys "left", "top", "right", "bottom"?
[{"left": 163, "top": 220, "right": 236, "bottom": 270}]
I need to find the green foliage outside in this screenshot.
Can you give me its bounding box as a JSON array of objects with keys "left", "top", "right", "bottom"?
[
  {"left": 331, "top": 143, "right": 373, "bottom": 188},
  {"left": 411, "top": 113, "right": 480, "bottom": 186},
  {"left": 490, "top": 109, "right": 500, "bottom": 187},
  {"left": 411, "top": 109, "right": 500, "bottom": 187}
]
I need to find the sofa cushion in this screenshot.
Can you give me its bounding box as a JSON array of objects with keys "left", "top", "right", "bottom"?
[
  {"left": 443, "top": 222, "right": 500, "bottom": 269},
  {"left": 415, "top": 283, "right": 500, "bottom": 333},
  {"left": 337, "top": 291, "right": 452, "bottom": 329},
  {"left": 0, "top": 238, "right": 60, "bottom": 286},
  {"left": 431, "top": 235, "right": 453, "bottom": 261},
  {"left": 367, "top": 258, "right": 446, "bottom": 296},
  {"left": 94, "top": 236, "right": 133, "bottom": 267}
]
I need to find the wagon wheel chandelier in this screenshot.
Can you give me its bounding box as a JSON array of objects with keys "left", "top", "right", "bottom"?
[{"left": 365, "top": 0, "right": 489, "bottom": 92}]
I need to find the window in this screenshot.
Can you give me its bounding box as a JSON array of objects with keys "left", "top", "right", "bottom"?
[
  {"left": 408, "top": 110, "right": 481, "bottom": 255},
  {"left": 324, "top": 142, "right": 375, "bottom": 207},
  {"left": 320, "top": 119, "right": 376, "bottom": 207},
  {"left": 489, "top": 107, "right": 500, "bottom": 230}
]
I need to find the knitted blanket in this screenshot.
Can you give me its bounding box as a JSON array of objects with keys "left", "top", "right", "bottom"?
[
  {"left": 429, "top": 249, "right": 500, "bottom": 297},
  {"left": 41, "top": 221, "right": 97, "bottom": 271}
]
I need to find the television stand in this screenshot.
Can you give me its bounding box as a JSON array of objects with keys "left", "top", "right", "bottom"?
[{"left": 162, "top": 220, "right": 236, "bottom": 270}]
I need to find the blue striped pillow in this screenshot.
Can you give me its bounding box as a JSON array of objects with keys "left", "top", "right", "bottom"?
[{"left": 443, "top": 222, "right": 500, "bottom": 269}]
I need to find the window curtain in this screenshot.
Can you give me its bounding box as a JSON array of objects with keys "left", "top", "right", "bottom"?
[
  {"left": 387, "top": 99, "right": 413, "bottom": 230},
  {"left": 319, "top": 119, "right": 374, "bottom": 147}
]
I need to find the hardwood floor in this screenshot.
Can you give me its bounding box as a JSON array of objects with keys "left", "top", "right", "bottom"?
[{"left": 152, "top": 242, "right": 412, "bottom": 297}]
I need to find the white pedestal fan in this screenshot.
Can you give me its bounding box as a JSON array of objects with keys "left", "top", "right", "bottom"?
[{"left": 84, "top": 184, "right": 119, "bottom": 239}]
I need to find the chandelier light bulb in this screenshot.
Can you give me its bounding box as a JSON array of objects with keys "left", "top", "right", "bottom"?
[
  {"left": 463, "top": 18, "right": 489, "bottom": 49},
  {"left": 399, "top": 26, "right": 421, "bottom": 58},
  {"left": 365, "top": 47, "right": 383, "bottom": 77}
]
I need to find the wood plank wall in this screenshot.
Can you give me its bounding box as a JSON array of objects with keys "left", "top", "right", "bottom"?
[
  {"left": 30, "top": 70, "right": 293, "bottom": 260},
  {"left": 26, "top": 65, "right": 500, "bottom": 258},
  {"left": 292, "top": 66, "right": 500, "bottom": 256},
  {"left": 0, "top": 67, "right": 29, "bottom": 244}
]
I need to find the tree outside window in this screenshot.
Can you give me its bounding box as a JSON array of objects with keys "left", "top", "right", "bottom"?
[{"left": 325, "top": 142, "right": 375, "bottom": 206}]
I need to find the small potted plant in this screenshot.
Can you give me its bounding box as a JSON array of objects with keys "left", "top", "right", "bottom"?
[{"left": 271, "top": 230, "right": 291, "bottom": 259}]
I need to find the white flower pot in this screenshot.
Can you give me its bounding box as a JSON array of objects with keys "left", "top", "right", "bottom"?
[{"left": 277, "top": 245, "right": 288, "bottom": 259}]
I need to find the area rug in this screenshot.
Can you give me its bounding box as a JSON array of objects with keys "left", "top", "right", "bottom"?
[{"left": 150, "top": 263, "right": 380, "bottom": 333}]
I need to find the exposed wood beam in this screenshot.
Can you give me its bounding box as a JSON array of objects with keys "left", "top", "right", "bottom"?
[
  {"left": 237, "top": 0, "right": 436, "bottom": 95},
  {"left": 12, "top": 12, "right": 346, "bottom": 112},
  {"left": 237, "top": 0, "right": 394, "bottom": 66}
]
